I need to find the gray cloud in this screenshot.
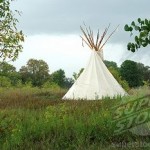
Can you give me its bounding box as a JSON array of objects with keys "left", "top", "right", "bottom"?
[
  {"left": 11, "top": 0, "right": 150, "bottom": 67},
  {"left": 12, "top": 0, "right": 149, "bottom": 35}
]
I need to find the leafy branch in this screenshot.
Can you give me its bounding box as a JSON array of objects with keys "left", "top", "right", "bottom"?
[{"left": 124, "top": 18, "right": 150, "bottom": 52}]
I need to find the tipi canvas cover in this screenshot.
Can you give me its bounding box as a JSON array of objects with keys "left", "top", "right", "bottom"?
[{"left": 63, "top": 25, "right": 126, "bottom": 100}]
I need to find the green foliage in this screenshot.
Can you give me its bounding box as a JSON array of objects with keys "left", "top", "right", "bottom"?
[
  {"left": 124, "top": 18, "right": 150, "bottom": 52},
  {"left": 64, "top": 77, "right": 74, "bottom": 88},
  {"left": 50, "top": 69, "right": 66, "bottom": 87},
  {"left": 0, "top": 76, "right": 11, "bottom": 87},
  {"left": 15, "top": 80, "right": 23, "bottom": 88},
  {"left": 0, "top": 59, "right": 149, "bottom": 90},
  {"left": 19, "top": 66, "right": 31, "bottom": 84},
  {"left": 0, "top": 88, "right": 115, "bottom": 149},
  {"left": 0, "top": 61, "right": 16, "bottom": 73},
  {"left": 0, "top": 0, "right": 24, "bottom": 61},
  {"left": 9, "top": 72, "right": 21, "bottom": 86},
  {"left": 42, "top": 81, "right": 61, "bottom": 90},
  {"left": 143, "top": 80, "right": 150, "bottom": 86},
  {"left": 0, "top": 61, "right": 21, "bottom": 86},
  {"left": 104, "top": 60, "right": 118, "bottom": 70},
  {"left": 0, "top": 86, "right": 149, "bottom": 149},
  {"left": 24, "top": 81, "right": 32, "bottom": 88},
  {"left": 19, "top": 59, "right": 49, "bottom": 86},
  {"left": 0, "top": 58, "right": 149, "bottom": 93},
  {"left": 120, "top": 60, "right": 143, "bottom": 87},
  {"left": 137, "top": 63, "right": 150, "bottom": 85}
]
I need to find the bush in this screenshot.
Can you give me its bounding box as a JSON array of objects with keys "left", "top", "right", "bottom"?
[
  {"left": 0, "top": 76, "right": 11, "bottom": 87},
  {"left": 42, "top": 81, "right": 61, "bottom": 90}
]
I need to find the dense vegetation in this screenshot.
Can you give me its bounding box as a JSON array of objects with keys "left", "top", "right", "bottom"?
[
  {"left": 0, "top": 59, "right": 74, "bottom": 89},
  {"left": 0, "top": 86, "right": 150, "bottom": 149}
]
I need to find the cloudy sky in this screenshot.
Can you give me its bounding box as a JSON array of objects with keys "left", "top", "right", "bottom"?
[{"left": 11, "top": 0, "right": 150, "bottom": 77}]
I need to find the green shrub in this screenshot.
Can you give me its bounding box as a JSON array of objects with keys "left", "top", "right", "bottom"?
[
  {"left": 42, "top": 81, "right": 61, "bottom": 90},
  {"left": 0, "top": 76, "right": 11, "bottom": 87}
]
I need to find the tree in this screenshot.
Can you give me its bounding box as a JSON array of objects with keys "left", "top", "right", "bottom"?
[
  {"left": 143, "top": 66, "right": 150, "bottom": 84},
  {"left": 120, "top": 60, "right": 143, "bottom": 87},
  {"left": 50, "top": 69, "right": 66, "bottom": 87},
  {"left": 19, "top": 59, "right": 49, "bottom": 86},
  {"left": 104, "top": 60, "right": 118, "bottom": 70},
  {"left": 64, "top": 77, "right": 74, "bottom": 88},
  {"left": 0, "top": 0, "right": 24, "bottom": 61},
  {"left": 137, "top": 63, "right": 150, "bottom": 85},
  {"left": 124, "top": 18, "right": 150, "bottom": 52},
  {"left": 19, "top": 66, "right": 31, "bottom": 84},
  {"left": 0, "top": 61, "right": 20, "bottom": 86},
  {"left": 46, "top": 69, "right": 73, "bottom": 88},
  {"left": 0, "top": 61, "right": 16, "bottom": 74}
]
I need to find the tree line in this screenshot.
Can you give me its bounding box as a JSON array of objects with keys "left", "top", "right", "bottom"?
[
  {"left": 0, "top": 59, "right": 74, "bottom": 88},
  {"left": 0, "top": 58, "right": 149, "bottom": 89}
]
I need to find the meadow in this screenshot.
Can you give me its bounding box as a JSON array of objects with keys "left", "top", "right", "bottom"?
[{"left": 0, "top": 86, "right": 150, "bottom": 150}]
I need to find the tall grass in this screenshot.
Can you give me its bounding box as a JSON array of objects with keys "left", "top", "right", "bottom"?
[{"left": 0, "top": 86, "right": 149, "bottom": 149}]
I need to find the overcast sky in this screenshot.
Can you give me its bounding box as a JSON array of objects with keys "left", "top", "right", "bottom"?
[{"left": 11, "top": 0, "right": 150, "bottom": 77}]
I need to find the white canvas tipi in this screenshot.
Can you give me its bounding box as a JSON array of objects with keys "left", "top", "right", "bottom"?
[{"left": 63, "top": 24, "right": 127, "bottom": 100}]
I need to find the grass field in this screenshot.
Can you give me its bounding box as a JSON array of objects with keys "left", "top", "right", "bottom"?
[{"left": 0, "top": 86, "right": 150, "bottom": 150}]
